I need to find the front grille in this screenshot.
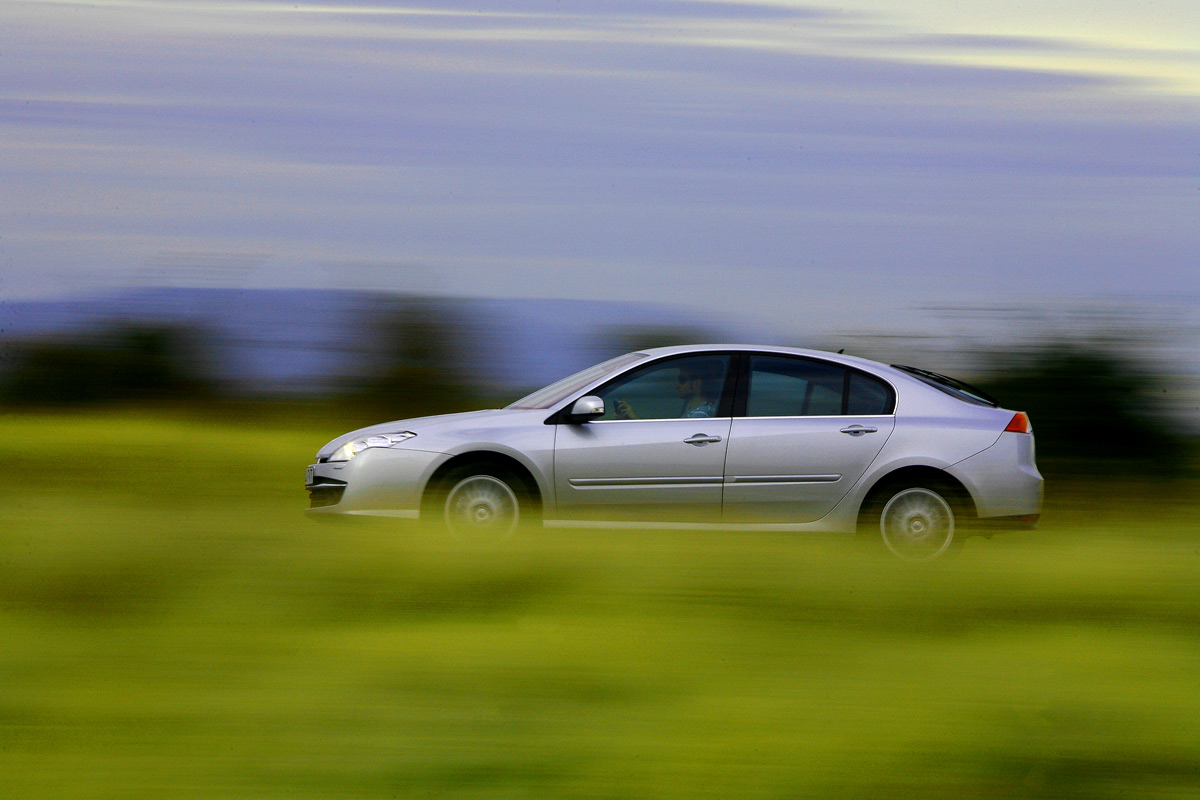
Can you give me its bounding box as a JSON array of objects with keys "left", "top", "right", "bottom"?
[{"left": 308, "top": 480, "right": 347, "bottom": 508}]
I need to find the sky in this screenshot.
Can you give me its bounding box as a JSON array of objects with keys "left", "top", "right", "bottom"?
[{"left": 1, "top": 0, "right": 1197, "bottom": 339}]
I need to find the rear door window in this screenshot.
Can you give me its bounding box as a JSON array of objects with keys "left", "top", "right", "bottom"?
[
  {"left": 746, "top": 356, "right": 845, "bottom": 417},
  {"left": 744, "top": 355, "right": 896, "bottom": 416}
]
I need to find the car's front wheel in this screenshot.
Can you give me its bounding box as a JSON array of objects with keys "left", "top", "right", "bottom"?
[
  {"left": 432, "top": 466, "right": 526, "bottom": 541},
  {"left": 873, "top": 485, "right": 960, "bottom": 561}
]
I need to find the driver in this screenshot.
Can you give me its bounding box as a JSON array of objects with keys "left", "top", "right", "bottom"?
[
  {"left": 615, "top": 359, "right": 723, "bottom": 419},
  {"left": 677, "top": 359, "right": 722, "bottom": 417}
]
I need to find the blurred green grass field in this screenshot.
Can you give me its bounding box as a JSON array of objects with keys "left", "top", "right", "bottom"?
[{"left": 1, "top": 411, "right": 1198, "bottom": 799}]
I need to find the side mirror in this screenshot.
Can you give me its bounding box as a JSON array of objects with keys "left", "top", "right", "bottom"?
[{"left": 566, "top": 395, "right": 605, "bottom": 423}]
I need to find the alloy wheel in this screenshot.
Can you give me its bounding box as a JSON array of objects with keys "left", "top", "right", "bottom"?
[
  {"left": 443, "top": 474, "right": 520, "bottom": 540},
  {"left": 879, "top": 487, "right": 955, "bottom": 561}
]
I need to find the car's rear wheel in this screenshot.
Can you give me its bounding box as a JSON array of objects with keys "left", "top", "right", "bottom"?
[
  {"left": 433, "top": 466, "right": 526, "bottom": 541},
  {"left": 874, "top": 485, "right": 960, "bottom": 561}
]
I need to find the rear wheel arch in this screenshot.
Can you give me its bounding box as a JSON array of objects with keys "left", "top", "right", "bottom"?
[
  {"left": 858, "top": 466, "right": 977, "bottom": 523},
  {"left": 857, "top": 467, "right": 977, "bottom": 559}
]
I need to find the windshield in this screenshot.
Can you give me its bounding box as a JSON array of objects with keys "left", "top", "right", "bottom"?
[{"left": 507, "top": 353, "right": 647, "bottom": 409}]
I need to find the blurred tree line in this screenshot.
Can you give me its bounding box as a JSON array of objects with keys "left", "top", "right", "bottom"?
[
  {"left": 349, "top": 297, "right": 483, "bottom": 418},
  {"left": 975, "top": 339, "right": 1192, "bottom": 480},
  {"left": 1, "top": 305, "right": 1194, "bottom": 480},
  {"left": 0, "top": 324, "right": 212, "bottom": 406},
  {"left": 0, "top": 297, "right": 483, "bottom": 418}
]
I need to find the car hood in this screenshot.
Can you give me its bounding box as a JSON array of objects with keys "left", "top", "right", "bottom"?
[{"left": 316, "top": 408, "right": 536, "bottom": 460}]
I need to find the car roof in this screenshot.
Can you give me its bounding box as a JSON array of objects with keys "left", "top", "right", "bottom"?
[{"left": 633, "top": 344, "right": 905, "bottom": 378}]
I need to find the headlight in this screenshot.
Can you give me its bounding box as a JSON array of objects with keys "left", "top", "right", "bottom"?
[{"left": 329, "top": 431, "right": 417, "bottom": 462}]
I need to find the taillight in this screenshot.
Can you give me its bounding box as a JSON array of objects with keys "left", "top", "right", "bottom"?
[{"left": 1005, "top": 412, "right": 1031, "bottom": 433}]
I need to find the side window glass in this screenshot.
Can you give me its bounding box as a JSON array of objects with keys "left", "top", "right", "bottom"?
[
  {"left": 747, "top": 357, "right": 845, "bottom": 417},
  {"left": 594, "top": 355, "right": 730, "bottom": 420},
  {"left": 847, "top": 371, "right": 895, "bottom": 415}
]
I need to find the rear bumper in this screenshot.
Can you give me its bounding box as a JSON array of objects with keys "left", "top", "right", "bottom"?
[{"left": 948, "top": 431, "right": 1043, "bottom": 519}]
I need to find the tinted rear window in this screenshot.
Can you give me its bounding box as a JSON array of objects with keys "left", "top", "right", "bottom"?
[{"left": 892, "top": 365, "right": 998, "bottom": 407}]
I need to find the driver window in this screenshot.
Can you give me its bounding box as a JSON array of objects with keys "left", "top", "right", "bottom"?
[{"left": 594, "top": 355, "right": 730, "bottom": 420}]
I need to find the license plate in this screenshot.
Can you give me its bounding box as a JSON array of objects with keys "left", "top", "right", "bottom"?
[{"left": 305, "top": 465, "right": 315, "bottom": 485}]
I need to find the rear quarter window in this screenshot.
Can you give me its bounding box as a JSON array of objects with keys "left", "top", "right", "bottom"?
[{"left": 847, "top": 371, "right": 895, "bottom": 415}]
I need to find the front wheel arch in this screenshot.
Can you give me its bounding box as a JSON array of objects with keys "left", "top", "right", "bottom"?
[{"left": 421, "top": 453, "right": 543, "bottom": 530}]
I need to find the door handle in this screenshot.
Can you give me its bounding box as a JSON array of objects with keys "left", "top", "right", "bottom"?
[
  {"left": 684, "top": 434, "right": 723, "bottom": 446},
  {"left": 839, "top": 425, "right": 878, "bottom": 436}
]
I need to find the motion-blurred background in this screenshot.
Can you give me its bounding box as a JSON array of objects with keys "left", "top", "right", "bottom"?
[
  {"left": 2, "top": 286, "right": 1196, "bottom": 485},
  {"left": 2, "top": 1, "right": 1198, "bottom": 797}
]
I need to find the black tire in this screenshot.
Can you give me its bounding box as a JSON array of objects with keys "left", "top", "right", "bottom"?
[
  {"left": 425, "top": 464, "right": 532, "bottom": 541},
  {"left": 864, "top": 483, "right": 963, "bottom": 561}
]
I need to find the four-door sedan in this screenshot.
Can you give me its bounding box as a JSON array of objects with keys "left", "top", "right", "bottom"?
[{"left": 306, "top": 345, "right": 1042, "bottom": 559}]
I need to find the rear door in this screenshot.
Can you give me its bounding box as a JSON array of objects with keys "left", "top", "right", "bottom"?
[{"left": 723, "top": 355, "right": 895, "bottom": 523}]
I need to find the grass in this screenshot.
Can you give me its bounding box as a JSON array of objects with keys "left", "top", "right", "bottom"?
[{"left": 1, "top": 410, "right": 1198, "bottom": 798}]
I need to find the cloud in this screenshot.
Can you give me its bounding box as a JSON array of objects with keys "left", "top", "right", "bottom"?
[{"left": 1, "top": 0, "right": 1196, "bottom": 338}]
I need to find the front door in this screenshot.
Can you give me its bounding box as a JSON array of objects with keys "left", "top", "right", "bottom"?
[{"left": 553, "top": 354, "right": 734, "bottom": 523}]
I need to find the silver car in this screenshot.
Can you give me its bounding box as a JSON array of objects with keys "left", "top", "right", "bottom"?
[{"left": 306, "top": 345, "right": 1042, "bottom": 559}]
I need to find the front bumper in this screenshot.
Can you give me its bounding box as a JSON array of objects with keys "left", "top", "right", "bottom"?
[
  {"left": 304, "top": 446, "right": 448, "bottom": 518},
  {"left": 307, "top": 474, "right": 348, "bottom": 508}
]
